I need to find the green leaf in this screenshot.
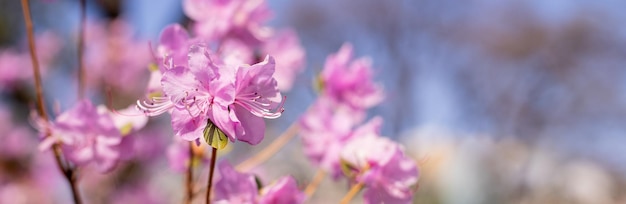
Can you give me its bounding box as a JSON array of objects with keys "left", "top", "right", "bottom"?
[{"left": 203, "top": 120, "right": 229, "bottom": 150}]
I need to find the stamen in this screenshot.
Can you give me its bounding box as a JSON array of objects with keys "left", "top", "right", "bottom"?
[
  {"left": 136, "top": 97, "right": 174, "bottom": 116},
  {"left": 235, "top": 96, "right": 285, "bottom": 119}
]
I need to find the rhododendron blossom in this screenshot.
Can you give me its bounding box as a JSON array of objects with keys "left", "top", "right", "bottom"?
[
  {"left": 0, "top": 32, "right": 60, "bottom": 90},
  {"left": 183, "top": 0, "right": 272, "bottom": 44},
  {"left": 35, "top": 100, "right": 124, "bottom": 172},
  {"left": 261, "top": 29, "right": 306, "bottom": 91},
  {"left": 214, "top": 161, "right": 305, "bottom": 204},
  {"left": 258, "top": 176, "right": 306, "bottom": 204},
  {"left": 320, "top": 43, "right": 383, "bottom": 110},
  {"left": 340, "top": 134, "right": 419, "bottom": 204},
  {"left": 138, "top": 42, "right": 284, "bottom": 147},
  {"left": 84, "top": 20, "right": 151, "bottom": 94},
  {"left": 214, "top": 161, "right": 258, "bottom": 204}
]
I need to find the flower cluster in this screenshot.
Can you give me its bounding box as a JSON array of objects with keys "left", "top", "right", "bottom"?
[
  {"left": 137, "top": 0, "right": 306, "bottom": 148},
  {"left": 183, "top": 0, "right": 306, "bottom": 92},
  {"left": 83, "top": 20, "right": 152, "bottom": 95},
  {"left": 8, "top": 0, "right": 422, "bottom": 203},
  {"left": 0, "top": 32, "right": 60, "bottom": 90},
  {"left": 138, "top": 35, "right": 284, "bottom": 147},
  {"left": 34, "top": 100, "right": 146, "bottom": 172},
  {"left": 213, "top": 161, "right": 305, "bottom": 204},
  {"left": 299, "top": 44, "right": 419, "bottom": 203}
]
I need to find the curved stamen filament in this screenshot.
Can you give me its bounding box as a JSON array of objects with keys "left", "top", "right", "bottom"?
[
  {"left": 136, "top": 97, "right": 174, "bottom": 116},
  {"left": 235, "top": 96, "right": 285, "bottom": 119}
]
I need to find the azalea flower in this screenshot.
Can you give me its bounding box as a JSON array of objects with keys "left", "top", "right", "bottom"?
[
  {"left": 340, "top": 134, "right": 419, "bottom": 204},
  {"left": 0, "top": 32, "right": 60, "bottom": 90},
  {"left": 320, "top": 43, "right": 383, "bottom": 110},
  {"left": 138, "top": 43, "right": 283, "bottom": 147},
  {"left": 261, "top": 29, "right": 306, "bottom": 91},
  {"left": 35, "top": 100, "right": 124, "bottom": 172},
  {"left": 258, "top": 176, "right": 306, "bottom": 204},
  {"left": 299, "top": 97, "right": 384, "bottom": 179},
  {"left": 214, "top": 160, "right": 258, "bottom": 204},
  {"left": 183, "top": 0, "right": 272, "bottom": 44},
  {"left": 214, "top": 161, "right": 305, "bottom": 204},
  {"left": 84, "top": 20, "right": 152, "bottom": 94}
]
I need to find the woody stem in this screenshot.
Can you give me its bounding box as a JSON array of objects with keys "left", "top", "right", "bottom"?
[
  {"left": 205, "top": 147, "right": 218, "bottom": 204},
  {"left": 20, "top": 0, "right": 82, "bottom": 203}
]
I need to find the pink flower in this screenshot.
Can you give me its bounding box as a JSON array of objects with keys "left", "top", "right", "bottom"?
[
  {"left": 214, "top": 160, "right": 258, "bottom": 204},
  {"left": 258, "top": 176, "right": 306, "bottom": 204},
  {"left": 320, "top": 43, "right": 383, "bottom": 110},
  {"left": 36, "top": 100, "right": 123, "bottom": 172},
  {"left": 84, "top": 20, "right": 152, "bottom": 94},
  {"left": 219, "top": 38, "right": 255, "bottom": 66},
  {"left": 138, "top": 43, "right": 283, "bottom": 146},
  {"left": 213, "top": 161, "right": 305, "bottom": 204},
  {"left": 183, "top": 0, "right": 272, "bottom": 44},
  {"left": 261, "top": 29, "right": 306, "bottom": 91},
  {"left": 107, "top": 105, "right": 149, "bottom": 136},
  {"left": 167, "top": 138, "right": 194, "bottom": 172},
  {"left": 340, "top": 135, "right": 419, "bottom": 204},
  {"left": 299, "top": 97, "right": 382, "bottom": 179},
  {"left": 0, "top": 32, "right": 60, "bottom": 90},
  {"left": 155, "top": 24, "right": 200, "bottom": 71}
]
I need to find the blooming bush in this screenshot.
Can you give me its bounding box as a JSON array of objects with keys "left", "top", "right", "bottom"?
[{"left": 0, "top": 0, "right": 419, "bottom": 203}]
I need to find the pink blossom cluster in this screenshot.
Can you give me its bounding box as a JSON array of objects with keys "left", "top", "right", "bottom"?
[
  {"left": 299, "top": 44, "right": 419, "bottom": 203},
  {"left": 183, "top": 0, "right": 306, "bottom": 92},
  {"left": 33, "top": 100, "right": 146, "bottom": 172},
  {"left": 83, "top": 20, "right": 152, "bottom": 95},
  {"left": 138, "top": 24, "right": 285, "bottom": 147},
  {"left": 1, "top": 0, "right": 422, "bottom": 202},
  {"left": 0, "top": 32, "right": 60, "bottom": 90},
  {"left": 213, "top": 161, "right": 305, "bottom": 204}
]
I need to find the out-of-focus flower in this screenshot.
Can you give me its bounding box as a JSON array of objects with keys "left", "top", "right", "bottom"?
[
  {"left": 183, "top": 0, "right": 272, "bottom": 44},
  {"left": 106, "top": 105, "right": 149, "bottom": 136},
  {"left": 219, "top": 38, "right": 254, "bottom": 66},
  {"left": 214, "top": 161, "right": 305, "bottom": 204},
  {"left": 214, "top": 160, "right": 258, "bottom": 204},
  {"left": 258, "top": 176, "right": 306, "bottom": 204},
  {"left": 35, "top": 100, "right": 123, "bottom": 172},
  {"left": 0, "top": 32, "right": 60, "bottom": 90},
  {"left": 261, "top": 29, "right": 306, "bottom": 91},
  {"left": 84, "top": 20, "right": 151, "bottom": 94},
  {"left": 320, "top": 43, "right": 383, "bottom": 110},
  {"left": 299, "top": 98, "right": 363, "bottom": 179},
  {"left": 340, "top": 134, "right": 419, "bottom": 204},
  {"left": 166, "top": 137, "right": 210, "bottom": 172},
  {"left": 156, "top": 24, "right": 198, "bottom": 71}
]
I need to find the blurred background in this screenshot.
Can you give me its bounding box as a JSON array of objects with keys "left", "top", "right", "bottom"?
[{"left": 1, "top": 0, "right": 626, "bottom": 203}]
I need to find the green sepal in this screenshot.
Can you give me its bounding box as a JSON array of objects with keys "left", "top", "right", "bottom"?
[
  {"left": 254, "top": 175, "right": 264, "bottom": 191},
  {"left": 340, "top": 159, "right": 358, "bottom": 179},
  {"left": 203, "top": 120, "right": 229, "bottom": 150}
]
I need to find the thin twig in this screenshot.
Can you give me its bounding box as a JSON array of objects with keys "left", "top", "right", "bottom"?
[
  {"left": 304, "top": 169, "right": 326, "bottom": 198},
  {"left": 77, "top": 0, "right": 86, "bottom": 98},
  {"left": 235, "top": 123, "right": 299, "bottom": 172},
  {"left": 184, "top": 142, "right": 195, "bottom": 204},
  {"left": 339, "top": 181, "right": 364, "bottom": 204},
  {"left": 20, "top": 0, "right": 82, "bottom": 203},
  {"left": 206, "top": 147, "right": 218, "bottom": 204}
]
